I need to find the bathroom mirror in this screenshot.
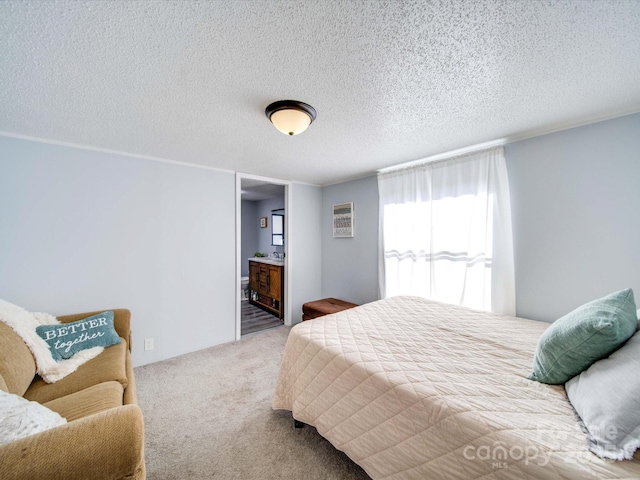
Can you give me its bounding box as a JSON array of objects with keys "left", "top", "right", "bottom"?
[{"left": 272, "top": 214, "right": 284, "bottom": 246}]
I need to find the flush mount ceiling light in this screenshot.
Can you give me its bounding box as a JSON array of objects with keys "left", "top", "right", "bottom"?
[{"left": 265, "top": 100, "right": 317, "bottom": 136}]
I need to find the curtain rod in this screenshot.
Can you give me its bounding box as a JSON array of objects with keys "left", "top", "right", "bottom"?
[{"left": 377, "top": 139, "right": 505, "bottom": 175}]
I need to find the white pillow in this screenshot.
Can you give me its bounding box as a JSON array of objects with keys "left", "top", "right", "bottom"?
[
  {"left": 566, "top": 324, "right": 640, "bottom": 460},
  {"left": 0, "top": 300, "right": 104, "bottom": 383},
  {"left": 0, "top": 390, "right": 66, "bottom": 445}
]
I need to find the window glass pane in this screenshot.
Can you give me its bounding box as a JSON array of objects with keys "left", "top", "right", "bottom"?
[{"left": 272, "top": 215, "right": 284, "bottom": 234}]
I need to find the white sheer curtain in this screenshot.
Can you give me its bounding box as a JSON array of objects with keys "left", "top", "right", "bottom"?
[{"left": 377, "top": 147, "right": 515, "bottom": 315}]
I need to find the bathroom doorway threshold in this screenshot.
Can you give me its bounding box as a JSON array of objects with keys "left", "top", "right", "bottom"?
[{"left": 240, "top": 301, "right": 284, "bottom": 336}]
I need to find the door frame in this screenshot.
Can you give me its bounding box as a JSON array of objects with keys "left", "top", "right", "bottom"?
[{"left": 235, "top": 173, "right": 292, "bottom": 340}]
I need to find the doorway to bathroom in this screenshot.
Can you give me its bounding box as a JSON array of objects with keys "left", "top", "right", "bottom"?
[{"left": 236, "top": 174, "right": 291, "bottom": 338}]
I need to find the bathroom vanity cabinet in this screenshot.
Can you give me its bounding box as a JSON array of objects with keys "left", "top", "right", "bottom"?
[{"left": 248, "top": 259, "right": 284, "bottom": 319}]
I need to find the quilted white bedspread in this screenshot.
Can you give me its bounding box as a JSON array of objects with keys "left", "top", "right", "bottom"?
[{"left": 273, "top": 296, "right": 640, "bottom": 479}]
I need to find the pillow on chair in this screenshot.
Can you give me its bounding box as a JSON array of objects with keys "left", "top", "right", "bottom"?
[
  {"left": 0, "top": 300, "right": 104, "bottom": 383},
  {"left": 36, "top": 311, "right": 120, "bottom": 361}
]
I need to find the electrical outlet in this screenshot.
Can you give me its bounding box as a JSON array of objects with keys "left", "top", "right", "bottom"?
[{"left": 144, "top": 338, "right": 154, "bottom": 351}]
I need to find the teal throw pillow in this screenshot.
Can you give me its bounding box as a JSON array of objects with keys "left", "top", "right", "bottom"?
[
  {"left": 528, "top": 288, "right": 637, "bottom": 385},
  {"left": 36, "top": 311, "right": 121, "bottom": 362}
]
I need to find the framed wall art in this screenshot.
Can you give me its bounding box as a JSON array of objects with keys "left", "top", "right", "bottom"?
[
  {"left": 260, "top": 217, "right": 268, "bottom": 228},
  {"left": 333, "top": 202, "right": 354, "bottom": 238}
]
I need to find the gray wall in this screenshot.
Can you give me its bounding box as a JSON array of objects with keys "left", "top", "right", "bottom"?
[
  {"left": 319, "top": 113, "right": 640, "bottom": 322},
  {"left": 241, "top": 196, "right": 285, "bottom": 277},
  {"left": 321, "top": 175, "right": 379, "bottom": 305},
  {"left": 2, "top": 112, "right": 636, "bottom": 366},
  {"left": 506, "top": 113, "right": 640, "bottom": 322},
  {"left": 290, "top": 183, "right": 322, "bottom": 324},
  {"left": 240, "top": 200, "right": 258, "bottom": 277},
  {"left": 0, "top": 135, "right": 325, "bottom": 364},
  {"left": 0, "top": 136, "right": 236, "bottom": 366}
]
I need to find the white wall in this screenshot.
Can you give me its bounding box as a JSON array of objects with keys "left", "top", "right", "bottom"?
[
  {"left": 289, "top": 183, "right": 322, "bottom": 324},
  {"left": 321, "top": 175, "right": 379, "bottom": 305},
  {"left": 0, "top": 136, "right": 236, "bottom": 366},
  {"left": 506, "top": 113, "right": 640, "bottom": 322}
]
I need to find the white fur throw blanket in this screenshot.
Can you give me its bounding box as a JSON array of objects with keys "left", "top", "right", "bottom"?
[
  {"left": 0, "top": 300, "right": 103, "bottom": 383},
  {"left": 0, "top": 390, "right": 67, "bottom": 444}
]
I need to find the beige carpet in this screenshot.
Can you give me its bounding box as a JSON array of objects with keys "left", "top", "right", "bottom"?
[{"left": 135, "top": 326, "right": 370, "bottom": 479}]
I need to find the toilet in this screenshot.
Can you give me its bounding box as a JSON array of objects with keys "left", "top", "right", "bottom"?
[{"left": 240, "top": 276, "right": 249, "bottom": 300}]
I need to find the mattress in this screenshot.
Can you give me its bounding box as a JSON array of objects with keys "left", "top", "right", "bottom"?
[{"left": 273, "top": 296, "right": 640, "bottom": 479}]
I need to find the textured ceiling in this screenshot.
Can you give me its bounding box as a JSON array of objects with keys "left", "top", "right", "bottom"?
[{"left": 1, "top": 0, "right": 639, "bottom": 186}]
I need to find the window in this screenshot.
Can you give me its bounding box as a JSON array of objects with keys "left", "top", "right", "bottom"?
[
  {"left": 271, "top": 214, "right": 284, "bottom": 246},
  {"left": 382, "top": 193, "right": 493, "bottom": 309},
  {"left": 378, "top": 147, "right": 515, "bottom": 315}
]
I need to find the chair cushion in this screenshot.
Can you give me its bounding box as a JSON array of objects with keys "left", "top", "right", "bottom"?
[
  {"left": 44, "top": 381, "right": 124, "bottom": 422},
  {"left": 24, "top": 339, "right": 128, "bottom": 404}
]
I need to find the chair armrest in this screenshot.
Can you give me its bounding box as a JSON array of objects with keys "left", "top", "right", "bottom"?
[
  {"left": 57, "top": 309, "right": 132, "bottom": 347},
  {"left": 0, "top": 404, "right": 145, "bottom": 480}
]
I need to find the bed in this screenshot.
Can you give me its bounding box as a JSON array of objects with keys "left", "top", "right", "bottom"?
[{"left": 272, "top": 296, "right": 640, "bottom": 479}]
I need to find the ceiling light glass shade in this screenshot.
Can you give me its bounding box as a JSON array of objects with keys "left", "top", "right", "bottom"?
[
  {"left": 270, "top": 109, "right": 311, "bottom": 136},
  {"left": 265, "top": 100, "right": 317, "bottom": 136}
]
